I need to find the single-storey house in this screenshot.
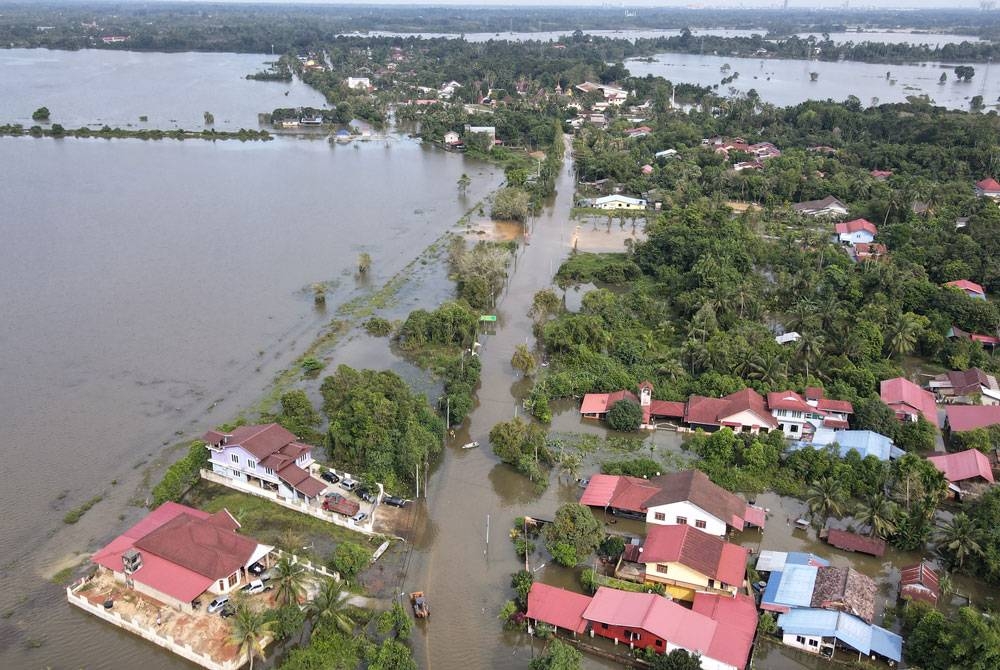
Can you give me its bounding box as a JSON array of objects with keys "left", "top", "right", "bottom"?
[
  {"left": 685, "top": 388, "right": 779, "bottom": 434},
  {"left": 793, "top": 196, "right": 849, "bottom": 218},
  {"left": 791, "top": 429, "right": 902, "bottom": 461},
  {"left": 638, "top": 524, "right": 748, "bottom": 600},
  {"left": 204, "top": 423, "right": 328, "bottom": 503},
  {"left": 870, "top": 169, "right": 893, "bottom": 180},
  {"left": 525, "top": 582, "right": 591, "bottom": 635},
  {"left": 345, "top": 77, "right": 371, "bottom": 90},
  {"left": 754, "top": 551, "right": 829, "bottom": 574},
  {"left": 944, "top": 279, "right": 987, "bottom": 299},
  {"left": 929, "top": 368, "right": 1000, "bottom": 404},
  {"left": 945, "top": 404, "right": 1000, "bottom": 433},
  {"left": 927, "top": 449, "right": 995, "bottom": 486},
  {"left": 947, "top": 325, "right": 1000, "bottom": 350},
  {"left": 579, "top": 469, "right": 765, "bottom": 535},
  {"left": 593, "top": 194, "right": 647, "bottom": 210},
  {"left": 762, "top": 564, "right": 877, "bottom": 623},
  {"left": 777, "top": 609, "right": 901, "bottom": 663},
  {"left": 834, "top": 218, "right": 877, "bottom": 246},
  {"left": 899, "top": 562, "right": 940, "bottom": 606},
  {"left": 853, "top": 243, "right": 887, "bottom": 261},
  {"left": 775, "top": 332, "right": 801, "bottom": 345},
  {"left": 880, "top": 377, "right": 939, "bottom": 428},
  {"left": 974, "top": 177, "right": 1000, "bottom": 199},
  {"left": 443, "top": 131, "right": 461, "bottom": 145},
  {"left": 91, "top": 502, "right": 272, "bottom": 612}
]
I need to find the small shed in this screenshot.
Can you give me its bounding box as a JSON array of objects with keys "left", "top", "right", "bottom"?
[{"left": 822, "top": 528, "right": 886, "bottom": 558}]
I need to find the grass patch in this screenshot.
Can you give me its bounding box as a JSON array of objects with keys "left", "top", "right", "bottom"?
[
  {"left": 63, "top": 494, "right": 104, "bottom": 524},
  {"left": 183, "top": 482, "right": 365, "bottom": 555},
  {"left": 50, "top": 566, "right": 75, "bottom": 584}
]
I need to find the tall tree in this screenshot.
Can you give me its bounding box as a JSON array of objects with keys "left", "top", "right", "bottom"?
[
  {"left": 806, "top": 476, "right": 848, "bottom": 523},
  {"left": 272, "top": 555, "right": 307, "bottom": 607},
  {"left": 936, "top": 513, "right": 984, "bottom": 569},
  {"left": 230, "top": 602, "right": 275, "bottom": 670},
  {"left": 854, "top": 492, "right": 899, "bottom": 539}
]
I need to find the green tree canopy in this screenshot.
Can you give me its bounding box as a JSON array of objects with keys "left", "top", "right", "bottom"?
[{"left": 543, "top": 503, "right": 603, "bottom": 567}]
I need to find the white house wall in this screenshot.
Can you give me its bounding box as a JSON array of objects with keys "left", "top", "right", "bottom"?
[{"left": 646, "top": 501, "right": 727, "bottom": 537}]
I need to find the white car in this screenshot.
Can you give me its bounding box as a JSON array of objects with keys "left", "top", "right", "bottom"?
[
  {"left": 351, "top": 511, "right": 369, "bottom": 525},
  {"left": 206, "top": 595, "right": 230, "bottom": 614},
  {"left": 241, "top": 579, "right": 271, "bottom": 595},
  {"left": 339, "top": 478, "right": 358, "bottom": 492}
]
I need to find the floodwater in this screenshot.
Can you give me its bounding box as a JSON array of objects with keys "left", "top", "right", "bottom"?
[
  {"left": 0, "top": 49, "right": 327, "bottom": 128},
  {"left": 627, "top": 51, "right": 1000, "bottom": 110},
  {"left": 0, "top": 127, "right": 501, "bottom": 667}
]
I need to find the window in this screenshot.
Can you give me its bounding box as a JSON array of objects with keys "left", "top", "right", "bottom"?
[
  {"left": 695, "top": 519, "right": 706, "bottom": 529},
  {"left": 218, "top": 580, "right": 225, "bottom": 590},
  {"left": 656, "top": 564, "right": 670, "bottom": 574},
  {"left": 247, "top": 460, "right": 256, "bottom": 470},
  {"left": 601, "top": 623, "right": 608, "bottom": 630},
  {"left": 708, "top": 579, "right": 716, "bottom": 588},
  {"left": 228, "top": 573, "right": 238, "bottom": 587},
  {"left": 808, "top": 639, "right": 819, "bottom": 648},
  {"left": 675, "top": 516, "right": 687, "bottom": 525},
  {"left": 230, "top": 454, "right": 239, "bottom": 464},
  {"left": 264, "top": 467, "right": 273, "bottom": 476},
  {"left": 655, "top": 640, "right": 663, "bottom": 648},
  {"left": 654, "top": 512, "right": 665, "bottom": 521},
  {"left": 796, "top": 636, "right": 807, "bottom": 645},
  {"left": 791, "top": 424, "right": 799, "bottom": 433}
]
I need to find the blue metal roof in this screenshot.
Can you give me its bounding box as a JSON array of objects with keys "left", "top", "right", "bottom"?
[
  {"left": 786, "top": 551, "right": 830, "bottom": 567},
  {"left": 765, "top": 564, "right": 818, "bottom": 610},
  {"left": 777, "top": 609, "right": 902, "bottom": 662},
  {"left": 791, "top": 430, "right": 899, "bottom": 461}
]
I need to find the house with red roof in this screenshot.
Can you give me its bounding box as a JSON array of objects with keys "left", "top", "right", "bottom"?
[
  {"left": 204, "top": 424, "right": 328, "bottom": 503},
  {"left": 91, "top": 502, "right": 272, "bottom": 611},
  {"left": 870, "top": 170, "right": 893, "bottom": 180},
  {"left": 930, "top": 368, "right": 1000, "bottom": 404},
  {"left": 944, "top": 279, "right": 986, "bottom": 300},
  {"left": 767, "top": 390, "right": 829, "bottom": 438},
  {"left": 584, "top": 587, "right": 757, "bottom": 669},
  {"left": 974, "top": 177, "right": 1000, "bottom": 199},
  {"left": 834, "top": 218, "right": 877, "bottom": 246},
  {"left": 945, "top": 404, "right": 1000, "bottom": 433},
  {"left": 899, "top": 562, "right": 940, "bottom": 606},
  {"left": 580, "top": 381, "right": 686, "bottom": 429},
  {"left": 637, "top": 524, "right": 748, "bottom": 600},
  {"left": 685, "top": 388, "right": 778, "bottom": 434},
  {"left": 525, "top": 582, "right": 591, "bottom": 635},
  {"left": 880, "top": 378, "right": 939, "bottom": 428},
  {"left": 853, "top": 242, "right": 887, "bottom": 262},
  {"left": 580, "top": 469, "right": 765, "bottom": 536},
  {"left": 927, "top": 449, "right": 995, "bottom": 487}
]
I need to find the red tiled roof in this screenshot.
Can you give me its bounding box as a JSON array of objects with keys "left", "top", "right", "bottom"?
[
  {"left": 687, "top": 389, "right": 777, "bottom": 429},
  {"left": 835, "top": 218, "right": 878, "bottom": 236},
  {"left": 825, "top": 529, "right": 886, "bottom": 557},
  {"left": 927, "top": 449, "right": 995, "bottom": 484},
  {"left": 767, "top": 390, "right": 813, "bottom": 412},
  {"left": 526, "top": 583, "right": 590, "bottom": 634},
  {"left": 227, "top": 423, "right": 300, "bottom": 461},
  {"left": 691, "top": 593, "right": 758, "bottom": 670},
  {"left": 823, "top": 418, "right": 850, "bottom": 429},
  {"left": 870, "top": 170, "right": 893, "bottom": 178},
  {"left": 805, "top": 387, "right": 824, "bottom": 401},
  {"left": 855, "top": 243, "right": 888, "bottom": 258},
  {"left": 900, "top": 562, "right": 940, "bottom": 606},
  {"left": 579, "top": 474, "right": 659, "bottom": 512},
  {"left": 971, "top": 334, "right": 1000, "bottom": 346},
  {"left": 976, "top": 177, "right": 1000, "bottom": 192},
  {"left": 92, "top": 502, "right": 263, "bottom": 605},
  {"left": 645, "top": 470, "right": 751, "bottom": 530},
  {"left": 649, "top": 399, "right": 685, "bottom": 418},
  {"left": 580, "top": 390, "right": 639, "bottom": 415},
  {"left": 880, "top": 377, "right": 939, "bottom": 427},
  {"left": 946, "top": 405, "right": 1000, "bottom": 433},
  {"left": 641, "top": 524, "right": 748, "bottom": 586},
  {"left": 817, "top": 398, "right": 854, "bottom": 414},
  {"left": 584, "top": 588, "right": 716, "bottom": 658},
  {"left": 945, "top": 279, "right": 986, "bottom": 296}
]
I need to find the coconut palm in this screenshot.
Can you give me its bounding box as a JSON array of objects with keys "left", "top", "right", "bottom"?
[
  {"left": 304, "top": 578, "right": 355, "bottom": 637},
  {"left": 935, "top": 513, "right": 984, "bottom": 569},
  {"left": 272, "top": 555, "right": 307, "bottom": 607},
  {"left": 795, "top": 332, "right": 826, "bottom": 384},
  {"left": 854, "top": 493, "right": 900, "bottom": 539},
  {"left": 806, "top": 476, "right": 848, "bottom": 523},
  {"left": 885, "top": 312, "right": 923, "bottom": 358},
  {"left": 229, "top": 602, "right": 274, "bottom": 670}
]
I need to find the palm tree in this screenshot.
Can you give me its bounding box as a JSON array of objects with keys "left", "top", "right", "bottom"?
[
  {"left": 304, "top": 578, "right": 354, "bottom": 638},
  {"left": 806, "top": 476, "right": 848, "bottom": 523},
  {"left": 785, "top": 300, "right": 820, "bottom": 334},
  {"left": 272, "top": 555, "right": 307, "bottom": 607},
  {"left": 748, "top": 352, "right": 786, "bottom": 387},
  {"left": 935, "top": 513, "right": 984, "bottom": 569},
  {"left": 854, "top": 493, "right": 899, "bottom": 539},
  {"left": 885, "top": 312, "right": 923, "bottom": 358},
  {"left": 229, "top": 602, "right": 274, "bottom": 670},
  {"left": 795, "top": 332, "right": 826, "bottom": 384}
]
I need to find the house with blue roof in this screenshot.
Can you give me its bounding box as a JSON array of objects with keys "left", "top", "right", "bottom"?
[
  {"left": 789, "top": 429, "right": 903, "bottom": 461},
  {"left": 778, "top": 609, "right": 902, "bottom": 663}
]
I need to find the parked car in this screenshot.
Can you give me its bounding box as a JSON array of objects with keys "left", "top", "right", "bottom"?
[
  {"left": 240, "top": 579, "right": 271, "bottom": 595},
  {"left": 358, "top": 487, "right": 376, "bottom": 503},
  {"left": 248, "top": 562, "right": 266, "bottom": 576},
  {"left": 339, "top": 478, "right": 358, "bottom": 492},
  {"left": 207, "top": 595, "right": 230, "bottom": 614},
  {"left": 320, "top": 469, "right": 340, "bottom": 484},
  {"left": 219, "top": 603, "right": 236, "bottom": 618},
  {"left": 383, "top": 495, "right": 408, "bottom": 508},
  {"left": 351, "top": 511, "right": 369, "bottom": 525}
]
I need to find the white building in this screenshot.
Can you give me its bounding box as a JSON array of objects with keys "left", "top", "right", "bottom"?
[
  {"left": 346, "top": 77, "right": 371, "bottom": 90},
  {"left": 593, "top": 194, "right": 647, "bottom": 210}
]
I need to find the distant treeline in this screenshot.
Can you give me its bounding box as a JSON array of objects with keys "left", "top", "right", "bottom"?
[
  {"left": 0, "top": 123, "right": 273, "bottom": 141},
  {"left": 3, "top": 3, "right": 1000, "bottom": 56}
]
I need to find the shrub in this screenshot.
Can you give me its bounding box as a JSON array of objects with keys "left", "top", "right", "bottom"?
[
  {"left": 607, "top": 399, "right": 643, "bottom": 432},
  {"left": 330, "top": 542, "right": 370, "bottom": 580},
  {"left": 363, "top": 317, "right": 392, "bottom": 337},
  {"left": 151, "top": 440, "right": 208, "bottom": 506}
]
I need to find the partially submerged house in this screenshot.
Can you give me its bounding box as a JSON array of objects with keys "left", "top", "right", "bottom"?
[
  {"left": 790, "top": 429, "right": 902, "bottom": 462},
  {"left": 777, "top": 609, "right": 901, "bottom": 663},
  {"left": 204, "top": 423, "right": 328, "bottom": 503},
  {"left": 899, "top": 562, "right": 940, "bottom": 606},
  {"left": 880, "top": 377, "right": 939, "bottom": 428},
  {"left": 685, "top": 388, "right": 778, "bottom": 434},
  {"left": 822, "top": 528, "right": 886, "bottom": 558},
  {"left": 633, "top": 524, "right": 748, "bottom": 600},
  {"left": 579, "top": 469, "right": 765, "bottom": 535},
  {"left": 91, "top": 502, "right": 272, "bottom": 612},
  {"left": 592, "top": 194, "right": 647, "bottom": 210}
]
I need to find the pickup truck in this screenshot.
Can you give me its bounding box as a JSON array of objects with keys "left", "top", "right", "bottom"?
[{"left": 322, "top": 492, "right": 360, "bottom": 517}]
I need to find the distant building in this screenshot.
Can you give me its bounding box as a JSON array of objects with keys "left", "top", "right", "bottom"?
[
  {"left": 793, "top": 195, "right": 849, "bottom": 218},
  {"left": 928, "top": 368, "right": 1000, "bottom": 404},
  {"left": 974, "top": 177, "right": 1000, "bottom": 199},
  {"left": 927, "top": 449, "right": 995, "bottom": 486},
  {"left": 592, "top": 194, "right": 647, "bottom": 210},
  {"left": 880, "top": 377, "right": 939, "bottom": 428},
  {"left": 944, "top": 279, "right": 986, "bottom": 299},
  {"left": 346, "top": 77, "right": 371, "bottom": 90},
  {"left": 834, "top": 218, "right": 877, "bottom": 246},
  {"left": 443, "top": 131, "right": 461, "bottom": 145}
]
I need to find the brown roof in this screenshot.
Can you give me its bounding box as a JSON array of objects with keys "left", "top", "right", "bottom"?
[
  {"left": 686, "top": 388, "right": 777, "bottom": 429},
  {"left": 946, "top": 368, "right": 994, "bottom": 396},
  {"left": 133, "top": 511, "right": 258, "bottom": 580},
  {"left": 825, "top": 528, "right": 886, "bottom": 557},
  {"left": 227, "top": 423, "right": 301, "bottom": 461},
  {"left": 646, "top": 470, "right": 749, "bottom": 530},
  {"left": 641, "top": 524, "right": 748, "bottom": 586},
  {"left": 810, "top": 567, "right": 877, "bottom": 623},
  {"left": 793, "top": 195, "right": 847, "bottom": 213}
]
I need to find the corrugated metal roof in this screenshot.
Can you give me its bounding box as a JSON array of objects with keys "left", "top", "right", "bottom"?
[
  {"left": 526, "top": 583, "right": 591, "bottom": 634},
  {"left": 766, "top": 564, "right": 819, "bottom": 610}
]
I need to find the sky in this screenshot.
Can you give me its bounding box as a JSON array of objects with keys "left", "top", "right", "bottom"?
[{"left": 143, "top": 1, "right": 990, "bottom": 8}]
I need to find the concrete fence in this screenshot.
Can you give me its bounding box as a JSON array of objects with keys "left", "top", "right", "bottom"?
[
  {"left": 199, "top": 469, "right": 378, "bottom": 536},
  {"left": 67, "top": 583, "right": 247, "bottom": 670}
]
